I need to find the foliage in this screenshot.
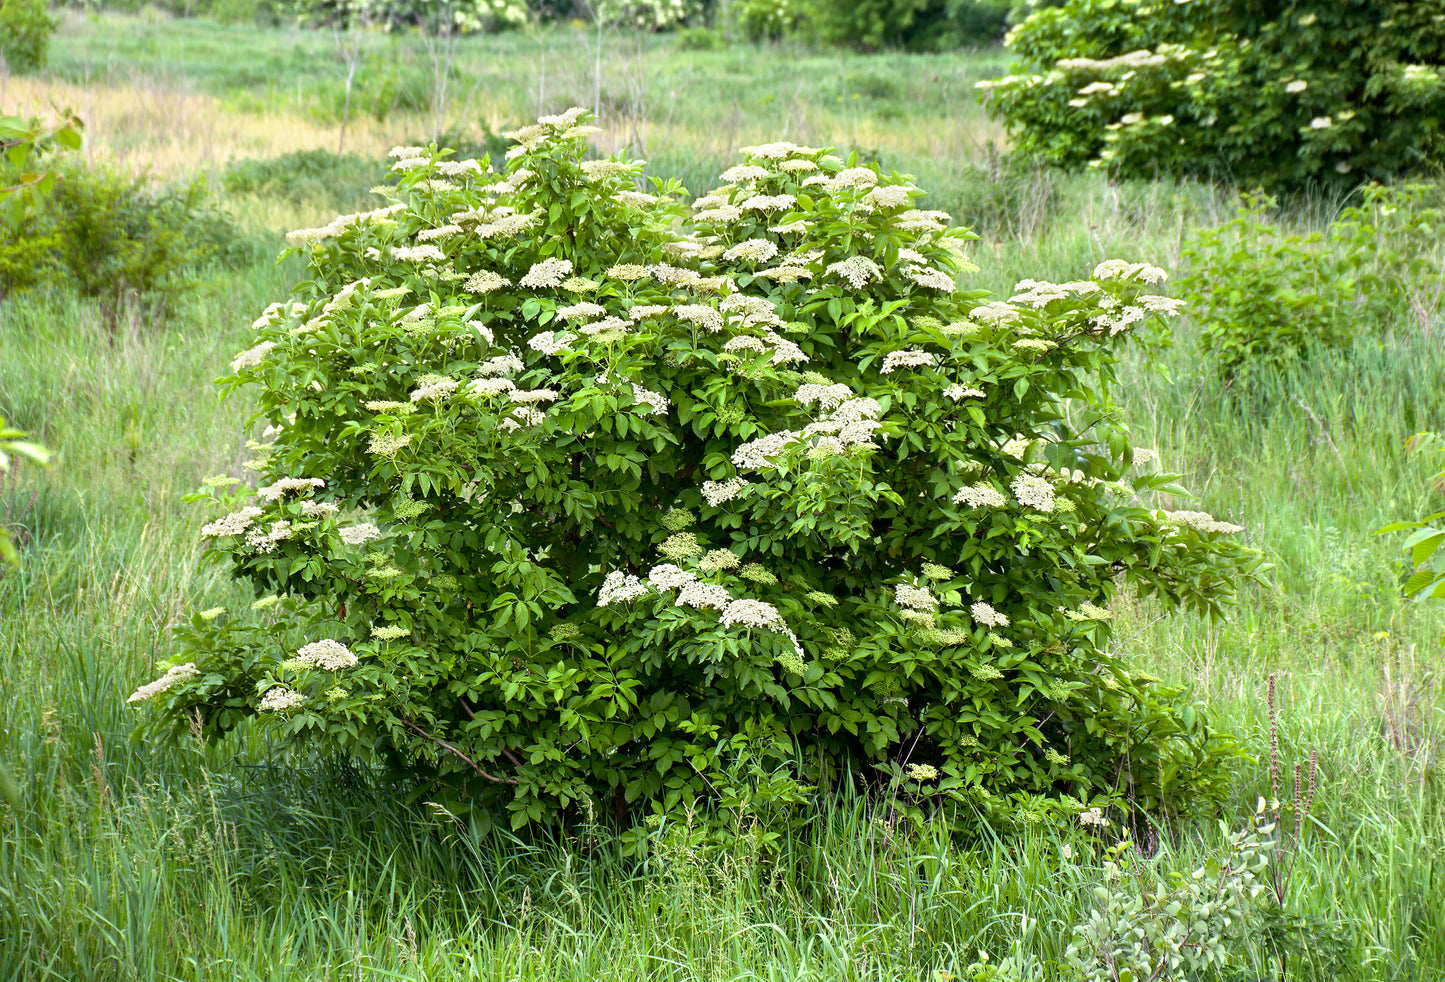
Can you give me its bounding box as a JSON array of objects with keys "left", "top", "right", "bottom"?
[
  {"left": 727, "top": 0, "right": 803, "bottom": 42},
  {"left": 222, "top": 147, "right": 390, "bottom": 211},
  {"left": 131, "top": 108, "right": 1255, "bottom": 832},
  {"left": 979, "top": 0, "right": 1445, "bottom": 189},
  {"left": 290, "top": 0, "right": 529, "bottom": 34},
  {"left": 0, "top": 0, "right": 55, "bottom": 74},
  {"left": 0, "top": 156, "right": 251, "bottom": 312},
  {"left": 1064, "top": 801, "right": 1274, "bottom": 982},
  {"left": 595, "top": 0, "right": 694, "bottom": 30},
  {"left": 1378, "top": 436, "right": 1445, "bottom": 605},
  {"left": 1179, "top": 185, "right": 1441, "bottom": 381}
]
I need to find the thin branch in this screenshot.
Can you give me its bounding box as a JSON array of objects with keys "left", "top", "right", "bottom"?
[{"left": 400, "top": 718, "right": 519, "bottom": 785}]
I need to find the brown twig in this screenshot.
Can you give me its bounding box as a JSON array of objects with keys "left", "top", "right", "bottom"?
[{"left": 400, "top": 718, "right": 519, "bottom": 785}]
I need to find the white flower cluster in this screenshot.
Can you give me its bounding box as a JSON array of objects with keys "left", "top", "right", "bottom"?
[
  {"left": 528, "top": 330, "right": 576, "bottom": 356},
  {"left": 201, "top": 506, "right": 262, "bottom": 539},
  {"left": 417, "top": 224, "right": 463, "bottom": 242},
  {"left": 1011, "top": 473, "right": 1056, "bottom": 512},
  {"left": 720, "top": 598, "right": 783, "bottom": 630},
  {"left": 256, "top": 477, "right": 324, "bottom": 501},
  {"left": 296, "top": 639, "right": 358, "bottom": 671},
  {"left": 826, "top": 256, "right": 882, "bottom": 289},
  {"left": 1063, "top": 601, "right": 1112, "bottom": 621},
  {"left": 944, "top": 383, "right": 985, "bottom": 401},
  {"left": 259, "top": 686, "right": 307, "bottom": 712},
  {"left": 954, "top": 483, "right": 1007, "bottom": 508},
  {"left": 720, "top": 164, "right": 770, "bottom": 183},
  {"left": 465, "top": 270, "right": 509, "bottom": 294},
  {"left": 834, "top": 167, "right": 878, "bottom": 188},
  {"left": 795, "top": 383, "right": 853, "bottom": 412},
  {"left": 339, "top": 522, "right": 382, "bottom": 546},
  {"left": 861, "top": 185, "right": 913, "bottom": 210},
  {"left": 732, "top": 431, "right": 799, "bottom": 471},
  {"left": 677, "top": 581, "right": 732, "bottom": 610},
  {"left": 674, "top": 304, "right": 724, "bottom": 333},
  {"left": 739, "top": 194, "right": 796, "bottom": 212},
  {"left": 556, "top": 301, "right": 606, "bottom": 322},
  {"left": 599, "top": 570, "right": 650, "bottom": 606},
  {"left": 971, "top": 602, "right": 1010, "bottom": 628},
  {"left": 472, "top": 378, "right": 516, "bottom": 397},
  {"left": 410, "top": 377, "right": 459, "bottom": 402},
  {"left": 895, "top": 583, "right": 938, "bottom": 612},
  {"left": 723, "top": 239, "right": 780, "bottom": 264},
  {"left": 648, "top": 564, "right": 696, "bottom": 590},
  {"left": 231, "top": 341, "right": 276, "bottom": 374},
  {"left": 300, "top": 501, "right": 339, "bottom": 517},
  {"left": 881, "top": 348, "right": 938, "bottom": 374},
  {"left": 478, "top": 352, "right": 524, "bottom": 377},
  {"left": 519, "top": 257, "right": 574, "bottom": 289},
  {"left": 244, "top": 520, "right": 292, "bottom": 553},
  {"left": 393, "top": 244, "right": 446, "bottom": 264},
  {"left": 1162, "top": 510, "right": 1244, "bottom": 534},
  {"left": 702, "top": 477, "right": 748, "bottom": 506},
  {"left": 631, "top": 383, "right": 670, "bottom": 415},
  {"left": 511, "top": 388, "right": 560, "bottom": 405},
  {"left": 127, "top": 663, "right": 199, "bottom": 703},
  {"left": 1092, "top": 260, "right": 1167, "bottom": 284}
]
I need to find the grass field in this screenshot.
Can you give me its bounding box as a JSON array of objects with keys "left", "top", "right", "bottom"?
[{"left": 2, "top": 12, "right": 1444, "bottom": 982}]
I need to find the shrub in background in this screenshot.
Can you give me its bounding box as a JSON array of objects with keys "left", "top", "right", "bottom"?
[
  {"left": 132, "top": 109, "right": 1255, "bottom": 833},
  {"left": 980, "top": 0, "right": 1445, "bottom": 189},
  {"left": 1179, "top": 185, "right": 1442, "bottom": 382},
  {"left": 0, "top": 156, "right": 251, "bottom": 313},
  {"left": 0, "top": 0, "right": 54, "bottom": 74},
  {"left": 802, "top": 0, "right": 1010, "bottom": 51}
]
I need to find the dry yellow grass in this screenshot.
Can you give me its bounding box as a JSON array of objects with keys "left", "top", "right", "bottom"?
[{"left": 0, "top": 70, "right": 413, "bottom": 181}]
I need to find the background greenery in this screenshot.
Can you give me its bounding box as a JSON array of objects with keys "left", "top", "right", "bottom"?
[{"left": 1, "top": 10, "right": 1443, "bottom": 981}]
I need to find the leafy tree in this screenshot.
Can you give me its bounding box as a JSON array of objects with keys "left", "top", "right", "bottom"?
[
  {"left": 132, "top": 110, "right": 1255, "bottom": 832},
  {"left": 979, "top": 0, "right": 1445, "bottom": 189}
]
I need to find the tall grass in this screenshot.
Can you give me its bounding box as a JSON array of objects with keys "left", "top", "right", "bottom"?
[{"left": 2, "top": 13, "right": 1443, "bottom": 980}]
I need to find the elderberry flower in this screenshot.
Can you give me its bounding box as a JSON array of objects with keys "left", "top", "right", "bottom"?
[
  {"left": 881, "top": 348, "right": 938, "bottom": 374},
  {"left": 631, "top": 384, "right": 670, "bottom": 415},
  {"left": 556, "top": 301, "right": 606, "bottom": 322},
  {"left": 659, "top": 532, "right": 703, "bottom": 561},
  {"left": 257, "top": 477, "right": 325, "bottom": 501},
  {"left": 598, "top": 570, "right": 650, "bottom": 606},
  {"left": 795, "top": 383, "right": 853, "bottom": 412},
  {"left": 834, "top": 167, "right": 878, "bottom": 188},
  {"left": 648, "top": 564, "right": 696, "bottom": 590},
  {"left": 921, "top": 562, "right": 954, "bottom": 581},
  {"left": 723, "top": 239, "right": 779, "bottom": 264},
  {"left": 528, "top": 331, "right": 576, "bottom": 356},
  {"left": 127, "top": 663, "right": 199, "bottom": 703},
  {"left": 702, "top": 477, "right": 748, "bottom": 506},
  {"left": 732, "top": 431, "right": 799, "bottom": 471},
  {"left": 519, "top": 257, "right": 574, "bottom": 289},
  {"left": 739, "top": 563, "right": 778, "bottom": 585},
  {"left": 478, "top": 352, "right": 524, "bottom": 377},
  {"left": 659, "top": 508, "right": 695, "bottom": 532},
  {"left": 464, "top": 271, "right": 509, "bottom": 294},
  {"left": 1011, "top": 473, "right": 1056, "bottom": 512},
  {"left": 1162, "top": 510, "right": 1244, "bottom": 534},
  {"left": 231, "top": 341, "right": 276, "bottom": 373},
  {"left": 340, "top": 522, "right": 382, "bottom": 546},
  {"left": 259, "top": 686, "right": 307, "bottom": 712},
  {"left": 417, "top": 224, "right": 463, "bottom": 242},
  {"left": 372, "top": 625, "right": 409, "bottom": 640},
  {"left": 471, "top": 378, "right": 516, "bottom": 397},
  {"left": 826, "top": 256, "right": 882, "bottom": 289},
  {"left": 201, "top": 507, "right": 264, "bottom": 538},
  {"left": 296, "top": 640, "right": 358, "bottom": 671},
  {"left": 720, "top": 598, "right": 784, "bottom": 630},
  {"left": 607, "top": 263, "right": 649, "bottom": 282},
  {"left": 698, "top": 549, "right": 741, "bottom": 573},
  {"left": 410, "top": 377, "right": 459, "bottom": 402},
  {"left": 367, "top": 432, "right": 412, "bottom": 457},
  {"left": 895, "top": 583, "right": 939, "bottom": 611},
  {"left": 944, "top": 384, "right": 985, "bottom": 400},
  {"left": 675, "top": 304, "right": 724, "bottom": 333},
  {"left": 906, "top": 763, "right": 940, "bottom": 781},
  {"left": 393, "top": 244, "right": 446, "bottom": 263},
  {"left": 677, "top": 581, "right": 732, "bottom": 610},
  {"left": 970, "top": 602, "right": 1010, "bottom": 628}
]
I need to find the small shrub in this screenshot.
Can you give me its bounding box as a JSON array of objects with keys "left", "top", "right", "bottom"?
[
  {"left": 0, "top": 157, "right": 251, "bottom": 314},
  {"left": 728, "top": 0, "right": 803, "bottom": 43},
  {"left": 980, "top": 0, "right": 1445, "bottom": 189},
  {"left": 1180, "top": 185, "right": 1442, "bottom": 381},
  {"left": 134, "top": 109, "right": 1256, "bottom": 833},
  {"left": 222, "top": 148, "right": 390, "bottom": 212},
  {"left": 0, "top": 0, "right": 54, "bottom": 74}
]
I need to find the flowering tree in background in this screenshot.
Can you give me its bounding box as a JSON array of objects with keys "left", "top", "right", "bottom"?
[
  {"left": 133, "top": 109, "right": 1255, "bottom": 832},
  {"left": 979, "top": 0, "right": 1445, "bottom": 189}
]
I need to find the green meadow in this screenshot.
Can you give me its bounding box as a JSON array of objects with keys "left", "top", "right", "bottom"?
[{"left": 1, "top": 12, "right": 1443, "bottom": 981}]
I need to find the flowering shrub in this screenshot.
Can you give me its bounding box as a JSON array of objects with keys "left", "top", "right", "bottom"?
[
  {"left": 135, "top": 109, "right": 1255, "bottom": 831},
  {"left": 1180, "top": 185, "right": 1442, "bottom": 381},
  {"left": 978, "top": 0, "right": 1445, "bottom": 188}
]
